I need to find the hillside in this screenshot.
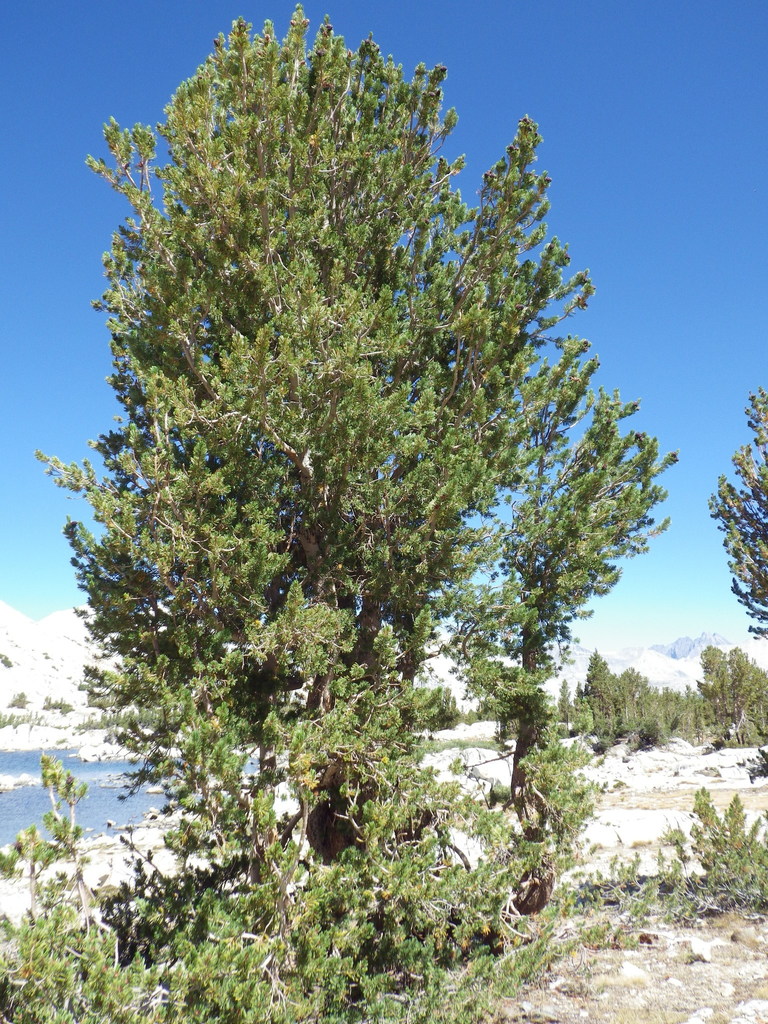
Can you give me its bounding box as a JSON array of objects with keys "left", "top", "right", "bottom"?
[{"left": 0, "top": 601, "right": 93, "bottom": 716}]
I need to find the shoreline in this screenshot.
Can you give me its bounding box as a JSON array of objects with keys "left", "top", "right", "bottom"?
[{"left": 0, "top": 723, "right": 131, "bottom": 760}]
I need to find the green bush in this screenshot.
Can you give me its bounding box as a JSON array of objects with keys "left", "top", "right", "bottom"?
[
  {"left": 0, "top": 757, "right": 583, "bottom": 1024},
  {"left": 665, "top": 789, "right": 768, "bottom": 916},
  {"left": 0, "top": 712, "right": 30, "bottom": 728},
  {"left": 418, "top": 684, "right": 462, "bottom": 731},
  {"left": 583, "top": 788, "right": 768, "bottom": 924},
  {"left": 42, "top": 697, "right": 74, "bottom": 715},
  {"left": 628, "top": 716, "right": 668, "bottom": 751}
]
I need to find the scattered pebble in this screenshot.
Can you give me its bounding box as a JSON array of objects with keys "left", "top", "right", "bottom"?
[
  {"left": 688, "top": 937, "right": 714, "bottom": 963},
  {"left": 731, "top": 1000, "right": 768, "bottom": 1023}
]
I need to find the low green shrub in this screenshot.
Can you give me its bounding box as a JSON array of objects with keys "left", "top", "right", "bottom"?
[
  {"left": 628, "top": 716, "right": 669, "bottom": 751},
  {"left": 42, "top": 697, "right": 74, "bottom": 715},
  {"left": 0, "top": 712, "right": 38, "bottom": 729},
  {"left": 417, "top": 684, "right": 462, "bottom": 731},
  {"left": 0, "top": 739, "right": 594, "bottom": 1024},
  {"left": 579, "top": 787, "right": 768, "bottom": 925},
  {"left": 664, "top": 788, "right": 768, "bottom": 916}
]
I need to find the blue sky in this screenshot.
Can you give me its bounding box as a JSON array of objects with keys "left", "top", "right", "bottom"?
[{"left": 1, "top": 1, "right": 766, "bottom": 650}]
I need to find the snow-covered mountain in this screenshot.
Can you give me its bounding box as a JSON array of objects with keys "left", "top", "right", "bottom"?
[
  {"left": 650, "top": 632, "right": 731, "bottom": 661},
  {"left": 0, "top": 601, "right": 94, "bottom": 715}
]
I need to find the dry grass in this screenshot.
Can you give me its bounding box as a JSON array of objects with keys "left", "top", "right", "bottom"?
[
  {"left": 592, "top": 970, "right": 649, "bottom": 991},
  {"left": 705, "top": 912, "right": 767, "bottom": 950},
  {"left": 609, "top": 1011, "right": 689, "bottom": 1024},
  {"left": 600, "top": 787, "right": 768, "bottom": 813}
]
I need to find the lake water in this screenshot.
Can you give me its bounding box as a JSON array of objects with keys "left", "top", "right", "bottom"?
[{"left": 0, "top": 749, "right": 163, "bottom": 847}]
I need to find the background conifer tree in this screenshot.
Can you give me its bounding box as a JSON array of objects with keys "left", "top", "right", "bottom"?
[
  {"left": 711, "top": 388, "right": 768, "bottom": 633},
  {"left": 698, "top": 645, "right": 768, "bottom": 744}
]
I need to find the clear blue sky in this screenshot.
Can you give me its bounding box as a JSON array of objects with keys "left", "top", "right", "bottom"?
[{"left": 1, "top": 1, "right": 766, "bottom": 650}]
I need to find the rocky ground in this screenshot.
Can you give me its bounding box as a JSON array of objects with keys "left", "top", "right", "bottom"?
[
  {"left": 498, "top": 912, "right": 768, "bottom": 1024},
  {"left": 496, "top": 738, "right": 768, "bottom": 1024}
]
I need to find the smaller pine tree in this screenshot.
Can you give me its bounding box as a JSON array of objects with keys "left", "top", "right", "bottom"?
[{"left": 711, "top": 388, "right": 768, "bottom": 633}]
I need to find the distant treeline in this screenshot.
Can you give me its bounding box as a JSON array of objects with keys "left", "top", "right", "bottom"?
[{"left": 558, "top": 646, "right": 768, "bottom": 750}]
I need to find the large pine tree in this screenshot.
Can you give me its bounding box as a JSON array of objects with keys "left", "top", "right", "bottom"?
[{"left": 39, "top": 11, "right": 673, "bottom": 1017}]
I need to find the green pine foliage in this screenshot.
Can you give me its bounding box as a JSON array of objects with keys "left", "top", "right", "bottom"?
[
  {"left": 0, "top": 768, "right": 163, "bottom": 1023},
  {"left": 556, "top": 644, "right": 768, "bottom": 753},
  {"left": 0, "top": 757, "right": 96, "bottom": 926},
  {"left": 683, "top": 789, "right": 768, "bottom": 913},
  {"left": 16, "top": 10, "right": 673, "bottom": 1021}
]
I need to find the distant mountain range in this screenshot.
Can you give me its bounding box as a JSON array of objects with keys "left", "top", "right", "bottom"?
[
  {"left": 3, "top": 601, "right": 768, "bottom": 715},
  {"left": 419, "top": 631, "right": 768, "bottom": 705},
  {"left": 549, "top": 632, "right": 768, "bottom": 697},
  {"left": 427, "top": 632, "right": 768, "bottom": 704},
  {"left": 649, "top": 633, "right": 731, "bottom": 661}
]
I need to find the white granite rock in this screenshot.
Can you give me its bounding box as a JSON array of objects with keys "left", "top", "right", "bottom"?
[
  {"left": 583, "top": 741, "right": 768, "bottom": 795},
  {"left": 681, "top": 1012, "right": 714, "bottom": 1024},
  {"left": 688, "top": 937, "right": 714, "bottom": 962},
  {"left": 430, "top": 721, "right": 499, "bottom": 743},
  {"left": 77, "top": 741, "right": 132, "bottom": 762},
  {"left": 731, "top": 1001, "right": 768, "bottom": 1024},
  {"left": 620, "top": 961, "right": 650, "bottom": 983},
  {"left": 584, "top": 807, "right": 695, "bottom": 851},
  {"left": 0, "top": 772, "right": 37, "bottom": 792},
  {"left": 422, "top": 745, "right": 509, "bottom": 796},
  {"left": 0, "top": 725, "right": 113, "bottom": 752}
]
